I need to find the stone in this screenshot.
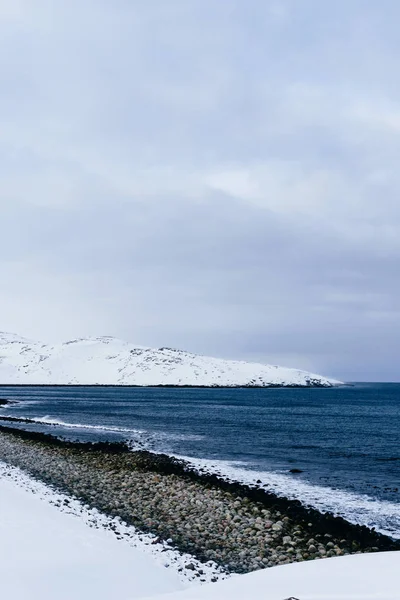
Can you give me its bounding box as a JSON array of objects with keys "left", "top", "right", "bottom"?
[
  {"left": 264, "top": 520, "right": 273, "bottom": 529},
  {"left": 308, "top": 538, "right": 316, "bottom": 545},
  {"left": 282, "top": 536, "right": 292, "bottom": 544}
]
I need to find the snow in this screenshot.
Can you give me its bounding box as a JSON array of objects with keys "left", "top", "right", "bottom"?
[
  {"left": 0, "top": 462, "right": 398, "bottom": 600},
  {"left": 0, "top": 471, "right": 182, "bottom": 599},
  {"left": 0, "top": 332, "right": 341, "bottom": 387},
  {"left": 0, "top": 462, "right": 226, "bottom": 600},
  {"left": 142, "top": 553, "right": 400, "bottom": 600}
]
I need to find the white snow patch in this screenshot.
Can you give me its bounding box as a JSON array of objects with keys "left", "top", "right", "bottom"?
[
  {"left": 0, "top": 462, "right": 227, "bottom": 600},
  {"left": 141, "top": 551, "right": 400, "bottom": 600}
]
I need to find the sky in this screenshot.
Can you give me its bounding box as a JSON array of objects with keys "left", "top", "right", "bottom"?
[{"left": 1, "top": 0, "right": 400, "bottom": 381}]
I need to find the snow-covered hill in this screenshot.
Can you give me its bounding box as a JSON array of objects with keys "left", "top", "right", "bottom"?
[{"left": 0, "top": 332, "right": 341, "bottom": 387}]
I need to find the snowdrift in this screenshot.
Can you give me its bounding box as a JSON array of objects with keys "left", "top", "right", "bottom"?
[{"left": 141, "top": 551, "right": 400, "bottom": 600}]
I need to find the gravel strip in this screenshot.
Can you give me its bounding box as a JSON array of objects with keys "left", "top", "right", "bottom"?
[{"left": 0, "top": 426, "right": 398, "bottom": 574}]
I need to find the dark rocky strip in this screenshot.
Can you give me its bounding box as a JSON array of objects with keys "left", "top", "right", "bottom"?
[
  {"left": 0, "top": 424, "right": 398, "bottom": 574},
  {"left": 0, "top": 399, "right": 12, "bottom": 406},
  {"left": 0, "top": 383, "right": 335, "bottom": 387},
  {"left": 0, "top": 414, "right": 44, "bottom": 424}
]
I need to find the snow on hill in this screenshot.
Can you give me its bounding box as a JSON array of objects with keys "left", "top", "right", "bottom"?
[{"left": 0, "top": 332, "right": 341, "bottom": 387}]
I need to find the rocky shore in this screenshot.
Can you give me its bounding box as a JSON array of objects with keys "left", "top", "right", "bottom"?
[{"left": 0, "top": 424, "right": 398, "bottom": 574}]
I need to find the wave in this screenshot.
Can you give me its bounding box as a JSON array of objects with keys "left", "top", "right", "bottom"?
[
  {"left": 175, "top": 456, "right": 400, "bottom": 541},
  {"left": 29, "top": 416, "right": 204, "bottom": 444},
  {"left": 31, "top": 416, "right": 145, "bottom": 435},
  {"left": 5, "top": 400, "right": 41, "bottom": 407}
]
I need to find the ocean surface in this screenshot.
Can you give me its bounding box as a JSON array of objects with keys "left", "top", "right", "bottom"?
[{"left": 0, "top": 383, "right": 399, "bottom": 538}]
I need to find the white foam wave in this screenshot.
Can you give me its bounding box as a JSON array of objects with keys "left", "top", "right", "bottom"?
[
  {"left": 176, "top": 456, "right": 400, "bottom": 540},
  {"left": 30, "top": 417, "right": 204, "bottom": 444},
  {"left": 32, "top": 417, "right": 145, "bottom": 435},
  {"left": 5, "top": 400, "right": 41, "bottom": 407}
]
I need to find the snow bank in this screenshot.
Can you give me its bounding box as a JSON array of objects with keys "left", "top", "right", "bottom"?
[
  {"left": 0, "top": 463, "right": 224, "bottom": 600},
  {"left": 142, "top": 551, "right": 400, "bottom": 600},
  {"left": 0, "top": 332, "right": 340, "bottom": 386}
]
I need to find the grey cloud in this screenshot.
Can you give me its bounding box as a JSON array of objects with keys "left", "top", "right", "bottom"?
[{"left": 1, "top": 0, "right": 400, "bottom": 380}]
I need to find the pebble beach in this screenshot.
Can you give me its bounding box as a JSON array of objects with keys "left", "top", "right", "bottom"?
[{"left": 0, "top": 424, "right": 398, "bottom": 576}]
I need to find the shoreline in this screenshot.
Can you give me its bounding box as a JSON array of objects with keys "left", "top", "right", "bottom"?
[
  {"left": 0, "top": 424, "right": 398, "bottom": 575},
  {"left": 2, "top": 462, "right": 399, "bottom": 600},
  {"left": 0, "top": 382, "right": 345, "bottom": 388},
  {"left": 0, "top": 415, "right": 398, "bottom": 539}
]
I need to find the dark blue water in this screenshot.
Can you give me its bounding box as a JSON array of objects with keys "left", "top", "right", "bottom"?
[{"left": 0, "top": 384, "right": 399, "bottom": 537}]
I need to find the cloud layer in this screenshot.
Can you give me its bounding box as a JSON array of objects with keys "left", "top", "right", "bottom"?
[{"left": 1, "top": 0, "right": 400, "bottom": 380}]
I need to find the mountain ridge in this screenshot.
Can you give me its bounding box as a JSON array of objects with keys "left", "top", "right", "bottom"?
[{"left": 0, "top": 332, "right": 342, "bottom": 387}]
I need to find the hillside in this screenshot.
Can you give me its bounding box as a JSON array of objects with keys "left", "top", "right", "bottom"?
[{"left": 0, "top": 332, "right": 340, "bottom": 387}]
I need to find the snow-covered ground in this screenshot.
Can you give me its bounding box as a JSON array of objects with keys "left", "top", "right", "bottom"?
[
  {"left": 0, "top": 461, "right": 398, "bottom": 600},
  {"left": 144, "top": 552, "right": 400, "bottom": 600},
  {"left": 0, "top": 474, "right": 182, "bottom": 599},
  {"left": 0, "top": 332, "right": 340, "bottom": 387},
  {"left": 0, "top": 462, "right": 226, "bottom": 600}
]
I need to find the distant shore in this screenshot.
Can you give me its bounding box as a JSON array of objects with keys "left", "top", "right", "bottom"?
[
  {"left": 0, "top": 382, "right": 344, "bottom": 388},
  {"left": 0, "top": 423, "right": 398, "bottom": 574}
]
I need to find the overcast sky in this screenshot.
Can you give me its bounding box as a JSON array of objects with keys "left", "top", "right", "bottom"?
[{"left": 1, "top": 1, "right": 400, "bottom": 381}]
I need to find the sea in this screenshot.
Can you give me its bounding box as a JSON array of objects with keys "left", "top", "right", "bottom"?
[{"left": 0, "top": 383, "right": 399, "bottom": 539}]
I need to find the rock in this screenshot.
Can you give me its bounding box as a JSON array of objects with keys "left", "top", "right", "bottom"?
[
  {"left": 279, "top": 554, "right": 288, "bottom": 562},
  {"left": 283, "top": 536, "right": 292, "bottom": 544},
  {"left": 264, "top": 520, "right": 273, "bottom": 529}
]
